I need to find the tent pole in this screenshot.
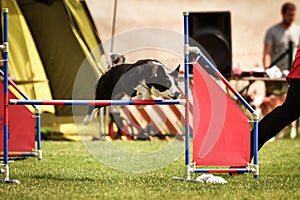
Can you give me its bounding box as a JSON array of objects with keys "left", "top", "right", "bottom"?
[{"left": 110, "top": 0, "right": 117, "bottom": 52}]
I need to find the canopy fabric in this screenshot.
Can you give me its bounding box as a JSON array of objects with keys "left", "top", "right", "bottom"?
[
  {"left": 64, "top": 0, "right": 106, "bottom": 75},
  {"left": 17, "top": 0, "right": 106, "bottom": 115},
  {"left": 2, "top": 0, "right": 54, "bottom": 113}
]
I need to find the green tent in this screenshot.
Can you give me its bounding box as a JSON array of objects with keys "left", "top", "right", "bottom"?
[{"left": 1, "top": 0, "right": 106, "bottom": 116}]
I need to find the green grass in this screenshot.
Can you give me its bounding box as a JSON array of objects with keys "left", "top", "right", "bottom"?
[{"left": 1, "top": 138, "right": 300, "bottom": 200}]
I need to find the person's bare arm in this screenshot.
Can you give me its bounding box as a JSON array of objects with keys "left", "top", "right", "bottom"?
[{"left": 262, "top": 43, "right": 272, "bottom": 69}]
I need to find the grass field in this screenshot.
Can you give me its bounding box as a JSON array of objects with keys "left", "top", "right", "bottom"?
[{"left": 1, "top": 138, "right": 300, "bottom": 200}]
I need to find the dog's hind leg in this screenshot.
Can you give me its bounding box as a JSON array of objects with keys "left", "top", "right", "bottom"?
[{"left": 83, "top": 106, "right": 99, "bottom": 125}]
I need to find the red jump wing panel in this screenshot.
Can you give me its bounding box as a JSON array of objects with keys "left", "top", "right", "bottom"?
[
  {"left": 0, "top": 82, "right": 35, "bottom": 153},
  {"left": 193, "top": 63, "right": 250, "bottom": 166}
]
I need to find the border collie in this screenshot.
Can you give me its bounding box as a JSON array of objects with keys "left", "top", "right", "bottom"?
[{"left": 83, "top": 59, "right": 181, "bottom": 125}]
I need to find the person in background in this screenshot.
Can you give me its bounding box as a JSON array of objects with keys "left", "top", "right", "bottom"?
[
  {"left": 262, "top": 2, "right": 300, "bottom": 139},
  {"left": 252, "top": 46, "right": 300, "bottom": 157}
]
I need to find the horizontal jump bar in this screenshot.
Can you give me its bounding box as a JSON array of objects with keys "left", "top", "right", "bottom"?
[{"left": 9, "top": 99, "right": 186, "bottom": 106}]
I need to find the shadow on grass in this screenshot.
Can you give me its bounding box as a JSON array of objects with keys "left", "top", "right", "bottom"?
[{"left": 31, "top": 174, "right": 97, "bottom": 182}]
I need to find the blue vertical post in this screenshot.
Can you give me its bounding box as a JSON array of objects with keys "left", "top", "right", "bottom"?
[
  {"left": 35, "top": 109, "right": 42, "bottom": 160},
  {"left": 3, "top": 8, "right": 9, "bottom": 173},
  {"left": 183, "top": 12, "right": 191, "bottom": 179},
  {"left": 0, "top": 8, "right": 18, "bottom": 183},
  {"left": 253, "top": 116, "right": 259, "bottom": 179}
]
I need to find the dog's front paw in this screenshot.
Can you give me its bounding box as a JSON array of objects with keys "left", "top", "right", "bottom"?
[
  {"left": 131, "top": 96, "right": 147, "bottom": 109},
  {"left": 131, "top": 95, "right": 146, "bottom": 109},
  {"left": 131, "top": 95, "right": 141, "bottom": 100},
  {"left": 137, "top": 105, "right": 146, "bottom": 109}
]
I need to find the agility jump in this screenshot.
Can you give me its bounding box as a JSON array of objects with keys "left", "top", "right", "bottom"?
[
  {"left": 0, "top": 8, "right": 43, "bottom": 184},
  {"left": 1, "top": 9, "right": 259, "bottom": 183},
  {"left": 173, "top": 12, "right": 259, "bottom": 181}
]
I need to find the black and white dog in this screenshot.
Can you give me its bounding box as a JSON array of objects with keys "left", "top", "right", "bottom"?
[{"left": 83, "top": 58, "right": 181, "bottom": 125}]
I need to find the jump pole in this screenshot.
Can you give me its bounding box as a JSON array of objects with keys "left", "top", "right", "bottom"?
[
  {"left": 173, "top": 11, "right": 193, "bottom": 181},
  {"left": 9, "top": 99, "right": 186, "bottom": 106},
  {"left": 183, "top": 12, "right": 191, "bottom": 180},
  {"left": 180, "top": 12, "right": 259, "bottom": 179}
]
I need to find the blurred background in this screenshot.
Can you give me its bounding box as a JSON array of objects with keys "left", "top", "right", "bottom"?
[{"left": 86, "top": 0, "right": 300, "bottom": 70}]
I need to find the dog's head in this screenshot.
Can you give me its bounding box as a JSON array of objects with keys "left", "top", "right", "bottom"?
[
  {"left": 110, "top": 53, "right": 126, "bottom": 66},
  {"left": 147, "top": 61, "right": 181, "bottom": 99}
]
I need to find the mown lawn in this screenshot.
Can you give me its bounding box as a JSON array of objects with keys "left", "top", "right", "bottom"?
[{"left": 1, "top": 138, "right": 300, "bottom": 200}]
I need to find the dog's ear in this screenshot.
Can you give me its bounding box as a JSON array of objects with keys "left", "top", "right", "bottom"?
[
  {"left": 170, "top": 64, "right": 180, "bottom": 77},
  {"left": 176, "top": 64, "right": 180, "bottom": 72}
]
